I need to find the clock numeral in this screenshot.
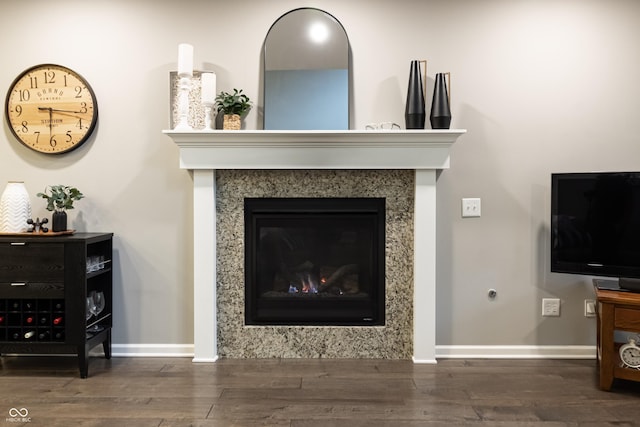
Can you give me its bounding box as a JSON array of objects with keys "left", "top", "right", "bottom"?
[
  {"left": 74, "top": 86, "right": 83, "bottom": 98},
  {"left": 44, "top": 70, "right": 56, "bottom": 84},
  {"left": 15, "top": 105, "right": 22, "bottom": 117},
  {"left": 79, "top": 102, "right": 88, "bottom": 114},
  {"left": 16, "top": 89, "right": 30, "bottom": 102},
  {"left": 65, "top": 131, "right": 72, "bottom": 143},
  {"left": 76, "top": 118, "right": 84, "bottom": 130},
  {"left": 33, "top": 131, "right": 40, "bottom": 144},
  {"left": 29, "top": 76, "right": 38, "bottom": 89},
  {"left": 63, "top": 75, "right": 68, "bottom": 87},
  {"left": 20, "top": 121, "right": 28, "bottom": 133},
  {"left": 50, "top": 135, "right": 57, "bottom": 148}
]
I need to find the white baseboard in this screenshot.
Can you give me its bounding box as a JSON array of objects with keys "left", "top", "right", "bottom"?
[
  {"left": 436, "top": 345, "right": 597, "bottom": 359},
  {"left": 106, "top": 344, "right": 597, "bottom": 360},
  {"left": 110, "top": 344, "right": 194, "bottom": 358}
]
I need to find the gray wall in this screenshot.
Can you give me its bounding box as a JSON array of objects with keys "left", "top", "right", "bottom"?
[{"left": 1, "top": 0, "right": 638, "bottom": 351}]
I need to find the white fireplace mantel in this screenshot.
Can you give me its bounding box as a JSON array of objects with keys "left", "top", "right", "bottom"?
[{"left": 164, "top": 129, "right": 466, "bottom": 363}]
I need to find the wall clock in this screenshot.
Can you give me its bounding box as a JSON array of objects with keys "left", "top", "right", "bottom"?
[
  {"left": 5, "top": 64, "right": 98, "bottom": 154},
  {"left": 619, "top": 336, "right": 640, "bottom": 369}
]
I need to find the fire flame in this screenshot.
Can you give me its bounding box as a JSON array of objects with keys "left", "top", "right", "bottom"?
[{"left": 288, "top": 272, "right": 321, "bottom": 294}]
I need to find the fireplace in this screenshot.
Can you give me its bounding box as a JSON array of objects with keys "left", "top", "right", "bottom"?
[
  {"left": 164, "top": 129, "right": 465, "bottom": 362},
  {"left": 244, "top": 197, "right": 385, "bottom": 326}
]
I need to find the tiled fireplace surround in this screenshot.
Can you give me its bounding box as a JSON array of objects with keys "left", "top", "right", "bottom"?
[{"left": 166, "top": 129, "right": 465, "bottom": 363}]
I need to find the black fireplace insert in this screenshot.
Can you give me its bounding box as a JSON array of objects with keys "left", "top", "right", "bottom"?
[{"left": 244, "top": 197, "right": 385, "bottom": 326}]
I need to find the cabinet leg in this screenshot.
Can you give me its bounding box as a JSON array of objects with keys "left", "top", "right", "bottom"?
[
  {"left": 103, "top": 329, "right": 112, "bottom": 359},
  {"left": 78, "top": 345, "right": 89, "bottom": 379}
]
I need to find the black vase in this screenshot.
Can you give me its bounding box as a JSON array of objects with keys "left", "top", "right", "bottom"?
[
  {"left": 430, "top": 73, "right": 452, "bottom": 129},
  {"left": 405, "top": 60, "right": 425, "bottom": 129},
  {"left": 52, "top": 210, "right": 67, "bottom": 232}
]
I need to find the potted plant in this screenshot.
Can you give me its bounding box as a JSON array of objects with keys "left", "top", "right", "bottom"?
[
  {"left": 37, "top": 185, "right": 84, "bottom": 232},
  {"left": 214, "top": 88, "right": 252, "bottom": 130}
]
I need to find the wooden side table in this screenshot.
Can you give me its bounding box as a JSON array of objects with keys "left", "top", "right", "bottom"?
[{"left": 594, "top": 279, "right": 640, "bottom": 391}]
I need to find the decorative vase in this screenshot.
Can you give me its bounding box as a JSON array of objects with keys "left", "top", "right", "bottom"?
[
  {"left": 430, "top": 72, "right": 452, "bottom": 129},
  {"left": 0, "top": 181, "right": 32, "bottom": 233},
  {"left": 52, "top": 210, "right": 67, "bottom": 232},
  {"left": 223, "top": 114, "right": 241, "bottom": 130},
  {"left": 405, "top": 60, "right": 426, "bottom": 130}
]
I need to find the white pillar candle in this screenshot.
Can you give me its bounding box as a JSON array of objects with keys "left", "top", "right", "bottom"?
[
  {"left": 201, "top": 73, "right": 216, "bottom": 105},
  {"left": 177, "top": 43, "right": 193, "bottom": 76}
]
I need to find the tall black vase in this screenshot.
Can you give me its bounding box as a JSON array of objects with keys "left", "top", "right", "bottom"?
[
  {"left": 52, "top": 210, "right": 67, "bottom": 232},
  {"left": 405, "top": 60, "right": 425, "bottom": 129},
  {"left": 430, "top": 73, "right": 451, "bottom": 129}
]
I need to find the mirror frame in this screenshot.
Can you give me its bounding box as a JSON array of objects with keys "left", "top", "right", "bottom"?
[{"left": 262, "top": 7, "right": 351, "bottom": 130}]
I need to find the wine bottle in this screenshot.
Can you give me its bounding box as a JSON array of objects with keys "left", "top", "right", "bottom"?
[
  {"left": 53, "top": 316, "right": 63, "bottom": 325},
  {"left": 0, "top": 315, "right": 5, "bottom": 325},
  {"left": 39, "top": 316, "right": 49, "bottom": 325},
  {"left": 25, "top": 316, "right": 34, "bottom": 324},
  {"left": 38, "top": 330, "right": 51, "bottom": 341},
  {"left": 24, "top": 330, "right": 35, "bottom": 339}
]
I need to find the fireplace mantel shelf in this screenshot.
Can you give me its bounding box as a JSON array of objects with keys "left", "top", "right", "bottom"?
[{"left": 164, "top": 129, "right": 466, "bottom": 170}]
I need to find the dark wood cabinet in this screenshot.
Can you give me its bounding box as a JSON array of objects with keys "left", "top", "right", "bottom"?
[{"left": 0, "top": 232, "right": 113, "bottom": 378}]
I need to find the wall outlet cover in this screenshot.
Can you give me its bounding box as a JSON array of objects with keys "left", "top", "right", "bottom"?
[{"left": 542, "top": 298, "right": 561, "bottom": 317}]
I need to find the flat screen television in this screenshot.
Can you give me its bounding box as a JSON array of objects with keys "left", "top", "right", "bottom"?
[{"left": 551, "top": 172, "right": 640, "bottom": 291}]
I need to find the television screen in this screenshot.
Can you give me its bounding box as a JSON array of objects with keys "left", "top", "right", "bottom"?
[{"left": 551, "top": 172, "right": 640, "bottom": 282}]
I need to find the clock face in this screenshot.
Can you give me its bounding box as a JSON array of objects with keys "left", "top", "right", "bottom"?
[
  {"left": 620, "top": 341, "right": 640, "bottom": 368},
  {"left": 5, "top": 64, "right": 98, "bottom": 154}
]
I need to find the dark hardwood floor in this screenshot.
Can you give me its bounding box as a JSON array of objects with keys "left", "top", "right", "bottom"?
[{"left": 1, "top": 356, "right": 640, "bottom": 426}]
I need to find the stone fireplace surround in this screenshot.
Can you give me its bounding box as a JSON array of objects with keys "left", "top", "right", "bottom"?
[{"left": 165, "top": 129, "right": 465, "bottom": 363}]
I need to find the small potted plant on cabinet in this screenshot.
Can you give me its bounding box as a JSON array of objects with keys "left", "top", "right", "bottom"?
[
  {"left": 37, "top": 185, "right": 84, "bottom": 232},
  {"left": 214, "top": 88, "right": 252, "bottom": 130}
]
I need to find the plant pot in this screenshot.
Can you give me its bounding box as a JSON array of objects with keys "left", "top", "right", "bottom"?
[
  {"left": 223, "top": 114, "right": 241, "bottom": 130},
  {"left": 52, "top": 210, "right": 67, "bottom": 232}
]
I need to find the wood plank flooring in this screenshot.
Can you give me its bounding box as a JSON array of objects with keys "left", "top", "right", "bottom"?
[{"left": 1, "top": 356, "right": 640, "bottom": 426}]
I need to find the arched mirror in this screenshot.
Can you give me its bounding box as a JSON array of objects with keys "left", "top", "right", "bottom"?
[{"left": 263, "top": 8, "right": 350, "bottom": 130}]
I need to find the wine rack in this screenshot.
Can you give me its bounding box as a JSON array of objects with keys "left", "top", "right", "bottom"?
[
  {"left": 0, "top": 233, "right": 113, "bottom": 378},
  {"left": 0, "top": 299, "right": 65, "bottom": 342}
]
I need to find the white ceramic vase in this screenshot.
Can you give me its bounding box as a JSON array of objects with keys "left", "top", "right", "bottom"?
[{"left": 0, "top": 181, "right": 32, "bottom": 233}]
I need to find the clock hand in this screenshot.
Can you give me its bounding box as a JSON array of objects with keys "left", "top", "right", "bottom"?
[
  {"left": 39, "top": 106, "right": 83, "bottom": 114},
  {"left": 49, "top": 108, "right": 84, "bottom": 114},
  {"left": 38, "top": 107, "right": 53, "bottom": 136}
]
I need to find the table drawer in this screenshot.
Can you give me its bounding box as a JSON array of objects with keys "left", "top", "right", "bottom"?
[
  {"left": 0, "top": 282, "right": 64, "bottom": 298},
  {"left": 0, "top": 243, "right": 64, "bottom": 281},
  {"left": 615, "top": 307, "right": 640, "bottom": 330}
]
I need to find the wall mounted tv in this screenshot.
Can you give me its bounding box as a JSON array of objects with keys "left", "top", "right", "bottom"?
[{"left": 551, "top": 172, "right": 640, "bottom": 291}]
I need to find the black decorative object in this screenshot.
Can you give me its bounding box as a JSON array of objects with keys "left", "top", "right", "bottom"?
[
  {"left": 405, "top": 60, "right": 426, "bottom": 129},
  {"left": 27, "top": 217, "right": 49, "bottom": 233},
  {"left": 430, "top": 72, "right": 451, "bottom": 129},
  {"left": 52, "top": 211, "right": 67, "bottom": 232}
]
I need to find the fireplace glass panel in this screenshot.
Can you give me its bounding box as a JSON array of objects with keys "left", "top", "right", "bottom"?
[{"left": 245, "top": 198, "right": 385, "bottom": 325}]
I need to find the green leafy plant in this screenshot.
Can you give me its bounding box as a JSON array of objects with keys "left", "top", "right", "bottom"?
[
  {"left": 37, "top": 185, "right": 84, "bottom": 211},
  {"left": 214, "top": 88, "right": 253, "bottom": 115}
]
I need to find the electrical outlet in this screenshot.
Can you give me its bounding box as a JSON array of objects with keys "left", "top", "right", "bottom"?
[
  {"left": 462, "top": 198, "right": 481, "bottom": 217},
  {"left": 542, "top": 298, "right": 560, "bottom": 316},
  {"left": 584, "top": 299, "right": 596, "bottom": 317}
]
